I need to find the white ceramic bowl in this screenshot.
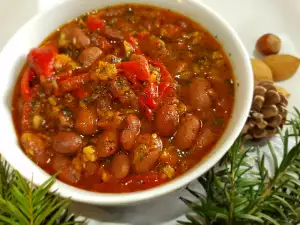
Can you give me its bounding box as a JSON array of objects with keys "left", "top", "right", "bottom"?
[{"left": 0, "top": 0, "right": 253, "bottom": 205}]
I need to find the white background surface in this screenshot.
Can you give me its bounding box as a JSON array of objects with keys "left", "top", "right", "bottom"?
[{"left": 0, "top": 0, "right": 299, "bottom": 224}]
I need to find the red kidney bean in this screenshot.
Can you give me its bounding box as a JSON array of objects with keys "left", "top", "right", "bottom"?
[
  {"left": 52, "top": 154, "right": 81, "bottom": 184},
  {"left": 85, "top": 161, "right": 98, "bottom": 176},
  {"left": 186, "top": 78, "right": 212, "bottom": 110},
  {"left": 52, "top": 131, "right": 82, "bottom": 154},
  {"left": 111, "top": 153, "right": 130, "bottom": 179},
  {"left": 52, "top": 154, "right": 71, "bottom": 171},
  {"left": 21, "top": 132, "right": 47, "bottom": 156},
  {"left": 75, "top": 106, "right": 98, "bottom": 135},
  {"left": 120, "top": 114, "right": 141, "bottom": 151},
  {"left": 132, "top": 133, "right": 162, "bottom": 174},
  {"left": 173, "top": 114, "right": 201, "bottom": 150},
  {"left": 96, "top": 130, "right": 119, "bottom": 158},
  {"left": 102, "top": 25, "right": 124, "bottom": 41},
  {"left": 78, "top": 46, "right": 103, "bottom": 67},
  {"left": 61, "top": 26, "right": 90, "bottom": 49},
  {"left": 155, "top": 104, "right": 179, "bottom": 137},
  {"left": 192, "top": 127, "right": 217, "bottom": 152}
]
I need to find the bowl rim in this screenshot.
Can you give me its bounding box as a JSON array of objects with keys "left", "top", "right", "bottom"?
[{"left": 0, "top": 0, "right": 253, "bottom": 205}]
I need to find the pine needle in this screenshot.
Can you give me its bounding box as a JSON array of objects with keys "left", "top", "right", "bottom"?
[
  {"left": 0, "top": 156, "right": 85, "bottom": 225},
  {"left": 180, "top": 108, "right": 300, "bottom": 225}
]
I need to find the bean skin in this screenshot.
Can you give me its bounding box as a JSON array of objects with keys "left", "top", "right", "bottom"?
[
  {"left": 120, "top": 114, "right": 141, "bottom": 151},
  {"left": 186, "top": 78, "right": 212, "bottom": 110},
  {"left": 78, "top": 46, "right": 102, "bottom": 67},
  {"left": 52, "top": 131, "right": 82, "bottom": 154},
  {"left": 173, "top": 114, "right": 200, "bottom": 150},
  {"left": 192, "top": 127, "right": 217, "bottom": 152},
  {"left": 52, "top": 154, "right": 81, "bottom": 184},
  {"left": 102, "top": 25, "right": 124, "bottom": 41},
  {"left": 132, "top": 133, "right": 162, "bottom": 174},
  {"left": 75, "top": 107, "right": 98, "bottom": 135},
  {"left": 61, "top": 26, "right": 90, "bottom": 49},
  {"left": 21, "top": 132, "right": 47, "bottom": 156},
  {"left": 52, "top": 154, "right": 70, "bottom": 171},
  {"left": 111, "top": 153, "right": 130, "bottom": 179},
  {"left": 59, "top": 167, "right": 81, "bottom": 184},
  {"left": 96, "top": 130, "right": 119, "bottom": 158},
  {"left": 21, "top": 132, "right": 50, "bottom": 165},
  {"left": 155, "top": 104, "right": 179, "bottom": 137}
]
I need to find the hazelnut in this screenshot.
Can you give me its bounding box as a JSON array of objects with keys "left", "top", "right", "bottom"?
[{"left": 256, "top": 33, "right": 281, "bottom": 55}]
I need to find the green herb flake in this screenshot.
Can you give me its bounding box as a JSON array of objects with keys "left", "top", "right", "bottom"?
[
  {"left": 61, "top": 107, "right": 73, "bottom": 118},
  {"left": 213, "top": 117, "right": 224, "bottom": 127}
]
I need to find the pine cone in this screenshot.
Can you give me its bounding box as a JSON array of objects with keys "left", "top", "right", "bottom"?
[{"left": 242, "top": 81, "right": 288, "bottom": 140}]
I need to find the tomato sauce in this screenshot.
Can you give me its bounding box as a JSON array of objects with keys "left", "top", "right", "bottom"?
[{"left": 12, "top": 4, "right": 234, "bottom": 193}]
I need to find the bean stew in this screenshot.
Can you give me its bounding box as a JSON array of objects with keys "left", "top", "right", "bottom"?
[{"left": 12, "top": 4, "right": 234, "bottom": 193}]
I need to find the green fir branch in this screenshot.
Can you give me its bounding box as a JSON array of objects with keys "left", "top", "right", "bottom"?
[
  {"left": 0, "top": 156, "right": 84, "bottom": 225},
  {"left": 180, "top": 108, "right": 300, "bottom": 225}
]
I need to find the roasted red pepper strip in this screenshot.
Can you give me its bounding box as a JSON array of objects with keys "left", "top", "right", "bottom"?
[
  {"left": 139, "top": 97, "right": 153, "bottom": 121},
  {"left": 142, "top": 82, "right": 158, "bottom": 109},
  {"left": 147, "top": 58, "right": 176, "bottom": 99},
  {"left": 86, "top": 15, "right": 105, "bottom": 31},
  {"left": 122, "top": 71, "right": 138, "bottom": 86},
  {"left": 20, "top": 68, "right": 34, "bottom": 101},
  {"left": 58, "top": 73, "right": 90, "bottom": 93},
  {"left": 73, "top": 88, "right": 91, "bottom": 99},
  {"left": 55, "top": 69, "right": 73, "bottom": 81},
  {"left": 27, "top": 42, "right": 58, "bottom": 78},
  {"left": 117, "top": 60, "right": 150, "bottom": 81},
  {"left": 147, "top": 58, "right": 173, "bottom": 84},
  {"left": 137, "top": 31, "right": 149, "bottom": 41}
]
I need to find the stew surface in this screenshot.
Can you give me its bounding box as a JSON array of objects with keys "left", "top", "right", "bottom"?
[{"left": 12, "top": 4, "right": 234, "bottom": 193}]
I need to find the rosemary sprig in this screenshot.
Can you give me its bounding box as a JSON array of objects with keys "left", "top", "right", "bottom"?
[
  {"left": 180, "top": 108, "right": 300, "bottom": 225},
  {"left": 0, "top": 156, "right": 84, "bottom": 225}
]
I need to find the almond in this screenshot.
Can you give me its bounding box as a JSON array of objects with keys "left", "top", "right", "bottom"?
[
  {"left": 251, "top": 59, "right": 273, "bottom": 81},
  {"left": 263, "top": 54, "right": 300, "bottom": 81},
  {"left": 275, "top": 85, "right": 290, "bottom": 97}
]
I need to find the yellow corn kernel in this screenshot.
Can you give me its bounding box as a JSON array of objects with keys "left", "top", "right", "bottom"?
[
  {"left": 83, "top": 145, "right": 98, "bottom": 162},
  {"left": 65, "top": 93, "right": 75, "bottom": 103},
  {"left": 32, "top": 115, "right": 43, "bottom": 130},
  {"left": 58, "top": 32, "right": 68, "bottom": 48},
  {"left": 101, "top": 170, "right": 110, "bottom": 182},
  {"left": 79, "top": 100, "right": 86, "bottom": 108},
  {"left": 54, "top": 54, "right": 78, "bottom": 70},
  {"left": 152, "top": 133, "right": 158, "bottom": 139},
  {"left": 48, "top": 96, "right": 57, "bottom": 106},
  {"left": 21, "top": 133, "right": 34, "bottom": 156},
  {"left": 91, "top": 61, "right": 118, "bottom": 81},
  {"left": 177, "top": 102, "right": 187, "bottom": 115},
  {"left": 123, "top": 40, "right": 134, "bottom": 58},
  {"left": 51, "top": 106, "right": 61, "bottom": 116},
  {"left": 149, "top": 70, "right": 159, "bottom": 83},
  {"left": 163, "top": 165, "right": 175, "bottom": 178}
]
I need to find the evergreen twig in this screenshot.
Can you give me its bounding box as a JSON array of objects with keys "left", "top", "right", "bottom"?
[{"left": 180, "top": 108, "right": 300, "bottom": 225}]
